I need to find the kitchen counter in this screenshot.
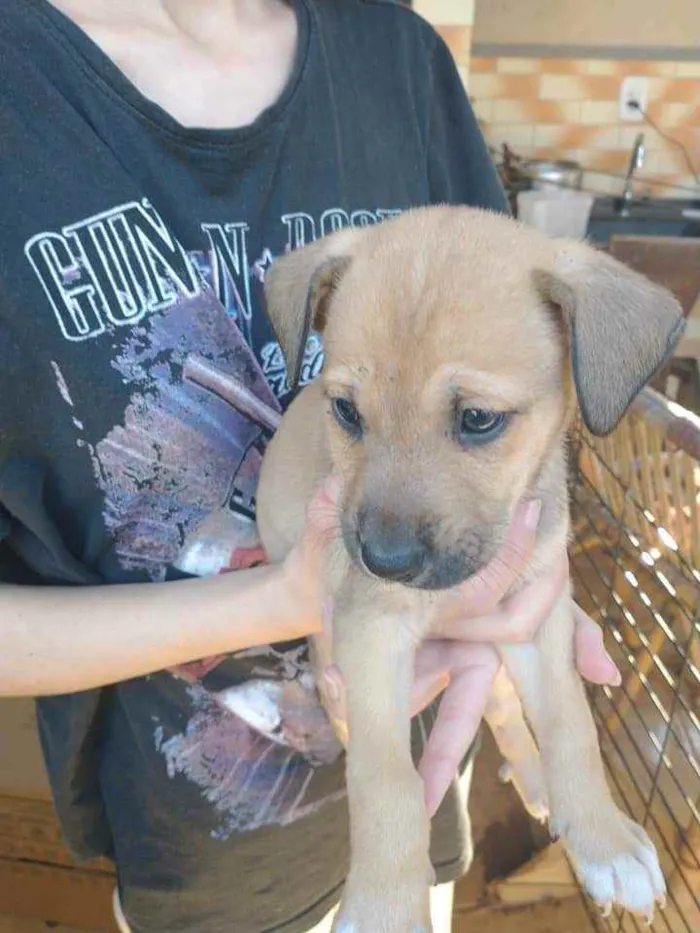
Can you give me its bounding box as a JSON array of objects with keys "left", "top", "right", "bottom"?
[{"left": 587, "top": 197, "right": 700, "bottom": 244}]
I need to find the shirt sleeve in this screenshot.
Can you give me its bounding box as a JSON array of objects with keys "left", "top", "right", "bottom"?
[
  {"left": 426, "top": 36, "right": 510, "bottom": 214},
  {"left": 0, "top": 458, "right": 102, "bottom": 585},
  {"left": 0, "top": 500, "right": 38, "bottom": 583}
]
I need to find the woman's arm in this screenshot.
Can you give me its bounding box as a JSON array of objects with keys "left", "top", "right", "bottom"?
[
  {"left": 0, "top": 477, "right": 337, "bottom": 697},
  {"left": 0, "top": 562, "right": 315, "bottom": 697}
]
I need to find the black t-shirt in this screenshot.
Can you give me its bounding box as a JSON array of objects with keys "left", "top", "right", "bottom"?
[{"left": 0, "top": 1, "right": 507, "bottom": 931}]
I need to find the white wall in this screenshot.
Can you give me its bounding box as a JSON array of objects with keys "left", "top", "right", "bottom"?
[{"left": 474, "top": 0, "right": 700, "bottom": 48}]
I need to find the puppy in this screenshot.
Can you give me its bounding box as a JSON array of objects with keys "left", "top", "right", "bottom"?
[{"left": 256, "top": 206, "right": 684, "bottom": 933}]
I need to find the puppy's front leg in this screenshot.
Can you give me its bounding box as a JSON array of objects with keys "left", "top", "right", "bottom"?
[
  {"left": 330, "top": 570, "right": 434, "bottom": 933},
  {"left": 484, "top": 667, "right": 549, "bottom": 823},
  {"left": 499, "top": 589, "right": 666, "bottom": 919}
]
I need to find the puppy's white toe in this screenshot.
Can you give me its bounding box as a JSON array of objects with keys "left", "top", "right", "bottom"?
[
  {"left": 581, "top": 855, "right": 654, "bottom": 914},
  {"left": 568, "top": 816, "right": 666, "bottom": 919}
]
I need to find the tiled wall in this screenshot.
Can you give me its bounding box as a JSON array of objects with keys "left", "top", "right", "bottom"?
[
  {"left": 412, "top": 0, "right": 474, "bottom": 83},
  {"left": 436, "top": 26, "right": 473, "bottom": 85},
  {"left": 469, "top": 56, "right": 700, "bottom": 198}
]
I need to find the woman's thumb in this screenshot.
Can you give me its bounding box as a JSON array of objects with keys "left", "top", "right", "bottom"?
[{"left": 306, "top": 475, "right": 343, "bottom": 541}]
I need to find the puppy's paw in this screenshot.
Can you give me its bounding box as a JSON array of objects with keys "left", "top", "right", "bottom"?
[
  {"left": 562, "top": 809, "right": 666, "bottom": 921},
  {"left": 499, "top": 759, "right": 549, "bottom": 823}
]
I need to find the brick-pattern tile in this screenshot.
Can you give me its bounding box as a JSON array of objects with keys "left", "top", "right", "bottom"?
[
  {"left": 469, "top": 73, "right": 541, "bottom": 99},
  {"left": 470, "top": 54, "right": 700, "bottom": 197},
  {"left": 539, "top": 74, "right": 620, "bottom": 101},
  {"left": 495, "top": 57, "right": 539, "bottom": 74},
  {"left": 436, "top": 25, "right": 472, "bottom": 65},
  {"left": 532, "top": 123, "right": 621, "bottom": 149},
  {"left": 579, "top": 101, "right": 620, "bottom": 125},
  {"left": 676, "top": 61, "right": 700, "bottom": 78},
  {"left": 649, "top": 77, "right": 700, "bottom": 104},
  {"left": 487, "top": 99, "right": 581, "bottom": 124},
  {"left": 470, "top": 57, "right": 496, "bottom": 73}
]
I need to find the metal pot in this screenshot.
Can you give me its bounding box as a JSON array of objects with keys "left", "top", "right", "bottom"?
[{"left": 521, "top": 159, "right": 583, "bottom": 192}]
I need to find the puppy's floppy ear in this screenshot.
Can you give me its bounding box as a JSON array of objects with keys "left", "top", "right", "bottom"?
[
  {"left": 264, "top": 228, "right": 360, "bottom": 390},
  {"left": 534, "top": 246, "right": 685, "bottom": 436}
]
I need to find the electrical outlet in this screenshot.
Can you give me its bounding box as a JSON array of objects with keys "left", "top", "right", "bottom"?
[{"left": 619, "top": 76, "right": 649, "bottom": 121}]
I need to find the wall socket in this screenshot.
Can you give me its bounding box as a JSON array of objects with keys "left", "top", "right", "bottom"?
[{"left": 619, "top": 76, "right": 649, "bottom": 121}]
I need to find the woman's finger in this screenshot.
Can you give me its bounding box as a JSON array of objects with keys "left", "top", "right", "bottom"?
[
  {"left": 574, "top": 605, "right": 621, "bottom": 686},
  {"left": 305, "top": 475, "right": 343, "bottom": 541},
  {"left": 439, "top": 548, "right": 569, "bottom": 644},
  {"left": 417, "top": 645, "right": 501, "bottom": 817},
  {"left": 410, "top": 639, "right": 506, "bottom": 714},
  {"left": 410, "top": 639, "right": 479, "bottom": 717},
  {"left": 439, "top": 499, "right": 542, "bottom": 624},
  {"left": 410, "top": 670, "right": 450, "bottom": 718}
]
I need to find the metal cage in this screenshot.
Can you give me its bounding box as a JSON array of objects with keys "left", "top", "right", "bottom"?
[{"left": 569, "top": 386, "right": 700, "bottom": 933}]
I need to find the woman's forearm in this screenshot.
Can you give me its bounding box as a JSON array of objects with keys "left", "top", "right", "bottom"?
[{"left": 0, "top": 564, "right": 315, "bottom": 697}]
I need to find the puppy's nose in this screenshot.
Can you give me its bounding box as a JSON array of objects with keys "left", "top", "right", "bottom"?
[{"left": 357, "top": 510, "right": 426, "bottom": 583}]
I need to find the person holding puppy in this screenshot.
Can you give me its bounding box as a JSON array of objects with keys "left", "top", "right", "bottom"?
[{"left": 0, "top": 1, "right": 619, "bottom": 932}]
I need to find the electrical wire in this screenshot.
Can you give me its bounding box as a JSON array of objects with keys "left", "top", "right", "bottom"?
[{"left": 630, "top": 100, "right": 700, "bottom": 187}]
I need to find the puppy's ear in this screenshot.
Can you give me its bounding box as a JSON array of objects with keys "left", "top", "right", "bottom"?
[
  {"left": 264, "top": 228, "right": 359, "bottom": 390},
  {"left": 534, "top": 247, "right": 685, "bottom": 436}
]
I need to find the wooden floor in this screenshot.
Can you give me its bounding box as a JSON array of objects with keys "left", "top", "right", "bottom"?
[
  {"left": 0, "top": 699, "right": 597, "bottom": 933},
  {"left": 455, "top": 899, "right": 597, "bottom": 932},
  {"left": 0, "top": 919, "right": 85, "bottom": 933},
  {"left": 0, "top": 898, "right": 596, "bottom": 933}
]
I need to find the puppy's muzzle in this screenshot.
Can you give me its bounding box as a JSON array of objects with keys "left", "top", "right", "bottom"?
[
  {"left": 348, "top": 506, "right": 496, "bottom": 591},
  {"left": 356, "top": 509, "right": 427, "bottom": 584}
]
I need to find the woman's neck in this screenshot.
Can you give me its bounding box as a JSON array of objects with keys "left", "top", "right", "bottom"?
[{"left": 45, "top": 0, "right": 299, "bottom": 129}]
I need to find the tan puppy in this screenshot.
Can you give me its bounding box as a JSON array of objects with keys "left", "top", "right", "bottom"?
[{"left": 256, "top": 206, "right": 684, "bottom": 933}]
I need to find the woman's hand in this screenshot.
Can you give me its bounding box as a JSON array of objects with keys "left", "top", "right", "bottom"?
[
  {"left": 410, "top": 500, "right": 621, "bottom": 813},
  {"left": 286, "top": 479, "right": 620, "bottom": 815},
  {"left": 409, "top": 563, "right": 621, "bottom": 815},
  {"left": 276, "top": 476, "right": 344, "bottom": 636}
]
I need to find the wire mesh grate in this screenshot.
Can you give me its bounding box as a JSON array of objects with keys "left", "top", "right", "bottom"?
[{"left": 568, "top": 387, "right": 700, "bottom": 933}]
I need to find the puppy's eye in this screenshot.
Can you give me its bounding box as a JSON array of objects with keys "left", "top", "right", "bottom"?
[
  {"left": 331, "top": 397, "right": 362, "bottom": 436},
  {"left": 458, "top": 409, "right": 507, "bottom": 445}
]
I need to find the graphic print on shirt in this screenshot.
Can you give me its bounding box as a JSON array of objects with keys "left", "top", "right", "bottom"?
[{"left": 27, "top": 199, "right": 401, "bottom": 836}]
